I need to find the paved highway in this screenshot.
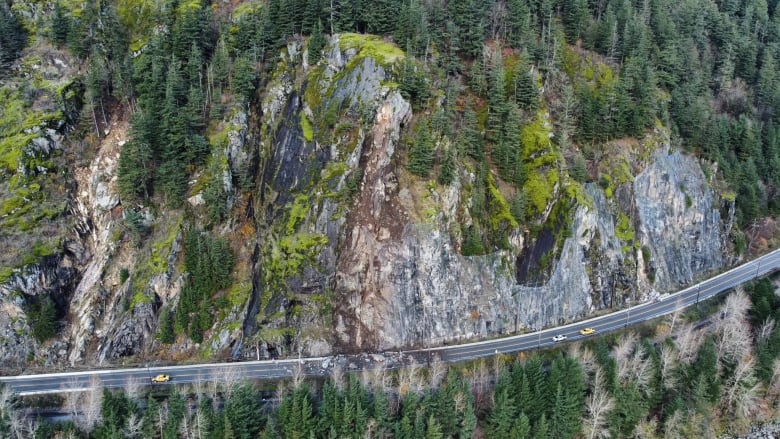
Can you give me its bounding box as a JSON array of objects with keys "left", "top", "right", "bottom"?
[{"left": 3, "top": 248, "right": 780, "bottom": 396}]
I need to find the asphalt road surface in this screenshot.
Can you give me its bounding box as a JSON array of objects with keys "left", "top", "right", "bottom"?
[{"left": 3, "top": 248, "right": 780, "bottom": 396}]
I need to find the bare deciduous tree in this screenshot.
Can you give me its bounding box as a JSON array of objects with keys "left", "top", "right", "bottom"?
[
  {"left": 216, "top": 366, "right": 243, "bottom": 398},
  {"left": 61, "top": 378, "right": 83, "bottom": 420},
  {"left": 331, "top": 362, "right": 345, "bottom": 391},
  {"left": 614, "top": 332, "right": 638, "bottom": 382},
  {"left": 291, "top": 361, "right": 304, "bottom": 389},
  {"left": 766, "top": 359, "right": 780, "bottom": 404},
  {"left": 628, "top": 344, "right": 652, "bottom": 391},
  {"left": 666, "top": 309, "right": 682, "bottom": 334},
  {"left": 364, "top": 418, "right": 377, "bottom": 439},
  {"left": 1, "top": 384, "right": 26, "bottom": 439},
  {"left": 724, "top": 355, "right": 761, "bottom": 416},
  {"left": 273, "top": 381, "right": 286, "bottom": 411},
  {"left": 659, "top": 343, "right": 678, "bottom": 389},
  {"left": 360, "top": 360, "right": 390, "bottom": 394},
  {"left": 180, "top": 406, "right": 194, "bottom": 439},
  {"left": 429, "top": 354, "right": 447, "bottom": 389},
  {"left": 569, "top": 344, "right": 597, "bottom": 379},
  {"left": 125, "top": 413, "right": 143, "bottom": 438},
  {"left": 715, "top": 290, "right": 753, "bottom": 364},
  {"left": 397, "top": 358, "right": 421, "bottom": 397},
  {"left": 633, "top": 417, "right": 658, "bottom": 439},
  {"left": 582, "top": 368, "right": 614, "bottom": 439},
  {"left": 758, "top": 318, "right": 775, "bottom": 343},
  {"left": 79, "top": 375, "right": 104, "bottom": 432},
  {"left": 734, "top": 380, "right": 763, "bottom": 427},
  {"left": 124, "top": 375, "right": 144, "bottom": 401},
  {"left": 467, "top": 360, "right": 493, "bottom": 413},
  {"left": 663, "top": 409, "right": 684, "bottom": 439},
  {"left": 674, "top": 323, "right": 703, "bottom": 366}
]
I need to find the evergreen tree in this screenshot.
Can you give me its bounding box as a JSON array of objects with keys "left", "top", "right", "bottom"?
[
  {"left": 511, "top": 412, "right": 531, "bottom": 439},
  {"left": 232, "top": 56, "right": 257, "bottom": 103},
  {"left": 438, "top": 146, "right": 456, "bottom": 185},
  {"left": 308, "top": 20, "right": 327, "bottom": 65},
  {"left": 51, "top": 2, "right": 70, "bottom": 47},
  {"left": 225, "top": 384, "right": 263, "bottom": 438},
  {"left": 425, "top": 414, "right": 444, "bottom": 439},
  {"left": 302, "top": 0, "right": 323, "bottom": 34},
  {"left": 524, "top": 356, "right": 547, "bottom": 421},
  {"left": 399, "top": 57, "right": 429, "bottom": 110},
  {"left": 30, "top": 296, "right": 58, "bottom": 342},
  {"left": 158, "top": 308, "right": 175, "bottom": 344},
  {"left": 532, "top": 413, "right": 549, "bottom": 439},
  {"left": 459, "top": 104, "right": 484, "bottom": 161},
  {"left": 407, "top": 121, "right": 435, "bottom": 177},
  {"left": 203, "top": 168, "right": 228, "bottom": 224},
  {"left": 0, "top": 2, "right": 27, "bottom": 75},
  {"left": 209, "top": 87, "right": 224, "bottom": 120},
  {"left": 514, "top": 64, "right": 539, "bottom": 111},
  {"left": 469, "top": 56, "right": 488, "bottom": 96},
  {"left": 487, "top": 54, "right": 508, "bottom": 142},
  {"left": 498, "top": 103, "right": 525, "bottom": 185},
  {"left": 487, "top": 387, "right": 517, "bottom": 438},
  {"left": 607, "top": 383, "right": 647, "bottom": 437},
  {"left": 758, "top": 52, "right": 778, "bottom": 120},
  {"left": 211, "top": 37, "right": 230, "bottom": 90}
]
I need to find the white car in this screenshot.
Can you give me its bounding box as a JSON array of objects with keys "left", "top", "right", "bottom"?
[{"left": 552, "top": 334, "right": 567, "bottom": 342}]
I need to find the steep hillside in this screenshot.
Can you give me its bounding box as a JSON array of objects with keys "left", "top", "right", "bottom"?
[{"left": 0, "top": 0, "right": 777, "bottom": 368}]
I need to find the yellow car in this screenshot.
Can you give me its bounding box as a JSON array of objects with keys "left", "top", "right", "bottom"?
[
  {"left": 151, "top": 374, "right": 170, "bottom": 383},
  {"left": 579, "top": 328, "right": 596, "bottom": 336}
]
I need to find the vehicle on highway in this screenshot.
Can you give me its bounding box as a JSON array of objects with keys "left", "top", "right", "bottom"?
[
  {"left": 579, "top": 327, "right": 596, "bottom": 335},
  {"left": 151, "top": 374, "right": 170, "bottom": 383},
  {"left": 552, "top": 334, "right": 567, "bottom": 342}
]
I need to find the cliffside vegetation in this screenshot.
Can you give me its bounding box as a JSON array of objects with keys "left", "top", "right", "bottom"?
[
  {"left": 6, "top": 280, "right": 780, "bottom": 438},
  {"left": 1, "top": 0, "right": 779, "bottom": 362}
]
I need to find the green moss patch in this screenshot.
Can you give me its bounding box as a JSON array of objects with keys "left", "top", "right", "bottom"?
[
  {"left": 226, "top": 282, "right": 252, "bottom": 307},
  {"left": 338, "top": 33, "right": 405, "bottom": 67},
  {"left": 267, "top": 233, "right": 328, "bottom": 280},
  {"left": 286, "top": 194, "right": 311, "bottom": 235},
  {"left": 300, "top": 113, "right": 314, "bottom": 142},
  {"left": 130, "top": 215, "right": 183, "bottom": 297},
  {"left": 615, "top": 211, "right": 635, "bottom": 247}
]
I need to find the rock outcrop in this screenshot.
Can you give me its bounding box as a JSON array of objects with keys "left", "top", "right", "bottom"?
[
  {"left": 332, "top": 134, "right": 731, "bottom": 350},
  {"left": 0, "top": 34, "right": 737, "bottom": 366}
]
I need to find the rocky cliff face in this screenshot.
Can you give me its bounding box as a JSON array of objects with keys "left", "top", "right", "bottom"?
[
  {"left": 248, "top": 37, "right": 733, "bottom": 353},
  {"left": 0, "top": 34, "right": 737, "bottom": 367},
  {"left": 332, "top": 134, "right": 732, "bottom": 350}
]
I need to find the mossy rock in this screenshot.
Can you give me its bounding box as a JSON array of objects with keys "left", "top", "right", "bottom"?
[
  {"left": 300, "top": 113, "right": 314, "bottom": 142},
  {"left": 338, "top": 33, "right": 405, "bottom": 67}
]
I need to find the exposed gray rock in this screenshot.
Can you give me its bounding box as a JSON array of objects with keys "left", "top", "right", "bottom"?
[
  {"left": 97, "top": 300, "right": 158, "bottom": 363},
  {"left": 635, "top": 148, "right": 725, "bottom": 291},
  {"left": 0, "top": 254, "right": 81, "bottom": 368},
  {"left": 334, "top": 141, "right": 729, "bottom": 350},
  {"left": 224, "top": 110, "right": 250, "bottom": 202},
  {"left": 721, "top": 422, "right": 780, "bottom": 438},
  {"left": 188, "top": 193, "right": 205, "bottom": 207}
]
